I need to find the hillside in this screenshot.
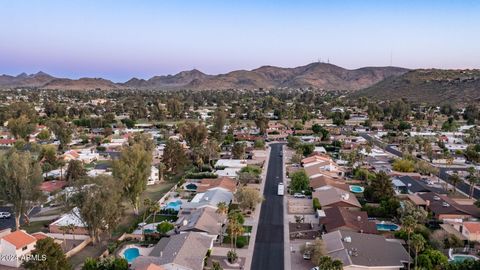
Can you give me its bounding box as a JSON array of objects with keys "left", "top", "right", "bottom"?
[
  {"left": 0, "top": 63, "right": 408, "bottom": 91},
  {"left": 353, "top": 69, "right": 480, "bottom": 104}
]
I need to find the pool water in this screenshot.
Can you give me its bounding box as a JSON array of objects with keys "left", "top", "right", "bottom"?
[
  {"left": 164, "top": 200, "right": 182, "bottom": 211},
  {"left": 451, "top": 255, "right": 479, "bottom": 262},
  {"left": 376, "top": 223, "right": 400, "bottom": 231},
  {"left": 124, "top": 247, "right": 140, "bottom": 263},
  {"left": 349, "top": 185, "right": 365, "bottom": 193}
]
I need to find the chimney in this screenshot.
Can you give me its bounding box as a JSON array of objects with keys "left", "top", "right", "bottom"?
[
  {"left": 426, "top": 200, "right": 430, "bottom": 206},
  {"left": 357, "top": 216, "right": 361, "bottom": 222}
]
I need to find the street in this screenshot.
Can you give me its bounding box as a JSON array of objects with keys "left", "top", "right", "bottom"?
[
  {"left": 251, "top": 143, "right": 285, "bottom": 270},
  {"left": 0, "top": 206, "right": 41, "bottom": 231}
]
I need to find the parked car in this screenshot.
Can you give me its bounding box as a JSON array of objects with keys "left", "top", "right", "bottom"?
[
  {"left": 303, "top": 250, "right": 311, "bottom": 260},
  {"left": 294, "top": 193, "right": 306, "bottom": 198},
  {"left": 310, "top": 267, "right": 319, "bottom": 270},
  {"left": 0, "top": 212, "right": 11, "bottom": 219}
]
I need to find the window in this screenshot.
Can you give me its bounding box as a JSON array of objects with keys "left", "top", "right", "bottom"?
[{"left": 22, "top": 246, "right": 27, "bottom": 251}]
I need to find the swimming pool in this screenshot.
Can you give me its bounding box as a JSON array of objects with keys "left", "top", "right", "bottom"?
[
  {"left": 123, "top": 247, "right": 140, "bottom": 263},
  {"left": 349, "top": 185, "right": 365, "bottom": 193},
  {"left": 164, "top": 200, "right": 182, "bottom": 211},
  {"left": 376, "top": 223, "right": 400, "bottom": 231},
  {"left": 450, "top": 254, "right": 479, "bottom": 262}
]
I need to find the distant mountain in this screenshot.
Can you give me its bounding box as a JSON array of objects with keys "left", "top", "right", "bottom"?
[
  {"left": 0, "top": 71, "right": 55, "bottom": 88},
  {"left": 0, "top": 63, "right": 408, "bottom": 90},
  {"left": 353, "top": 69, "right": 480, "bottom": 105}
]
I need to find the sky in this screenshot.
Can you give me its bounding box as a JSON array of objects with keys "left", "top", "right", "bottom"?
[{"left": 1, "top": 0, "right": 479, "bottom": 82}]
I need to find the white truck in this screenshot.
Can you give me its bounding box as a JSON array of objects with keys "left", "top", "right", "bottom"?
[{"left": 277, "top": 182, "right": 285, "bottom": 196}]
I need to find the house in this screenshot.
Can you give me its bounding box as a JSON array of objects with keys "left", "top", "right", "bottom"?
[
  {"left": 418, "top": 192, "right": 480, "bottom": 220},
  {"left": 214, "top": 159, "right": 247, "bottom": 168},
  {"left": 175, "top": 207, "right": 226, "bottom": 239},
  {"left": 323, "top": 230, "right": 411, "bottom": 270},
  {"left": 320, "top": 207, "right": 378, "bottom": 234},
  {"left": 312, "top": 187, "right": 361, "bottom": 210},
  {"left": 0, "top": 229, "right": 37, "bottom": 267},
  {"left": 49, "top": 208, "right": 89, "bottom": 235},
  {"left": 182, "top": 187, "right": 233, "bottom": 210},
  {"left": 148, "top": 166, "right": 159, "bottom": 185},
  {"left": 194, "top": 177, "right": 237, "bottom": 193},
  {"left": 309, "top": 175, "right": 349, "bottom": 192},
  {"left": 302, "top": 154, "right": 344, "bottom": 178},
  {"left": 0, "top": 138, "right": 16, "bottom": 147},
  {"left": 132, "top": 232, "right": 214, "bottom": 270},
  {"left": 392, "top": 176, "right": 445, "bottom": 194},
  {"left": 459, "top": 222, "right": 480, "bottom": 242}
]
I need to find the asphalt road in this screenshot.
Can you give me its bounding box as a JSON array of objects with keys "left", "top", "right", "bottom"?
[
  {"left": 0, "top": 206, "right": 41, "bottom": 231},
  {"left": 251, "top": 143, "right": 285, "bottom": 270}
]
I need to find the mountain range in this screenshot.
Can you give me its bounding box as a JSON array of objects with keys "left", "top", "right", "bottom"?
[
  {"left": 0, "top": 63, "right": 408, "bottom": 91},
  {"left": 353, "top": 69, "right": 480, "bottom": 104}
]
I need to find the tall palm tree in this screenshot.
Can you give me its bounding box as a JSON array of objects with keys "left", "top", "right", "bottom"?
[
  {"left": 149, "top": 202, "right": 161, "bottom": 224},
  {"left": 401, "top": 215, "right": 417, "bottom": 270},
  {"left": 450, "top": 173, "right": 461, "bottom": 194},
  {"left": 410, "top": 234, "right": 426, "bottom": 269},
  {"left": 467, "top": 167, "right": 479, "bottom": 199}
]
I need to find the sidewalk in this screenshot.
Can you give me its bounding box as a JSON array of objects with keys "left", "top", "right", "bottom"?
[{"left": 243, "top": 145, "right": 271, "bottom": 270}]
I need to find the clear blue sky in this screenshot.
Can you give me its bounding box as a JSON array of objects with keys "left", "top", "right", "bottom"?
[{"left": 1, "top": 0, "right": 479, "bottom": 82}]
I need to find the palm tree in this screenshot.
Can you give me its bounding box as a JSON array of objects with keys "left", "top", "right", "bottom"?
[
  {"left": 149, "top": 202, "right": 161, "bottom": 223},
  {"left": 410, "top": 234, "right": 426, "bottom": 269},
  {"left": 450, "top": 173, "right": 461, "bottom": 194},
  {"left": 216, "top": 202, "right": 229, "bottom": 215},
  {"left": 401, "top": 215, "right": 417, "bottom": 270},
  {"left": 467, "top": 167, "right": 479, "bottom": 199}
]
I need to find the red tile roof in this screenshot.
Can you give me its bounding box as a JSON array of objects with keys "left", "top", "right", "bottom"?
[{"left": 1, "top": 230, "right": 36, "bottom": 249}]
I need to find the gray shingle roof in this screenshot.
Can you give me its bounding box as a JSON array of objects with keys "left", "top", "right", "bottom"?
[
  {"left": 132, "top": 232, "right": 214, "bottom": 270},
  {"left": 323, "top": 230, "right": 411, "bottom": 267}
]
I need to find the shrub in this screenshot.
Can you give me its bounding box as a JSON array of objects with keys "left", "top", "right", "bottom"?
[
  {"left": 227, "top": 250, "right": 237, "bottom": 263},
  {"left": 236, "top": 237, "right": 247, "bottom": 248},
  {"left": 313, "top": 198, "right": 321, "bottom": 210}
]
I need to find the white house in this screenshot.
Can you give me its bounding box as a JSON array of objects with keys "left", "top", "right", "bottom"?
[
  {"left": 0, "top": 229, "right": 37, "bottom": 268},
  {"left": 148, "top": 166, "right": 159, "bottom": 185}
]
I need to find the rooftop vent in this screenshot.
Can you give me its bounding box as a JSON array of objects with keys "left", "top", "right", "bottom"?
[{"left": 343, "top": 236, "right": 352, "bottom": 243}]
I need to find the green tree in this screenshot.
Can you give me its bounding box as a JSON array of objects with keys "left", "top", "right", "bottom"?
[
  {"left": 235, "top": 187, "right": 263, "bottom": 211},
  {"left": 449, "top": 172, "right": 461, "bottom": 194},
  {"left": 290, "top": 170, "right": 309, "bottom": 193},
  {"left": 213, "top": 107, "right": 227, "bottom": 139},
  {"left": 317, "top": 256, "right": 343, "bottom": 270},
  {"left": 467, "top": 166, "right": 479, "bottom": 199},
  {"left": 113, "top": 143, "right": 152, "bottom": 215},
  {"left": 163, "top": 139, "right": 188, "bottom": 175},
  {"left": 65, "top": 160, "right": 86, "bottom": 184},
  {"left": 364, "top": 171, "right": 394, "bottom": 202},
  {"left": 232, "top": 142, "right": 247, "bottom": 159},
  {"left": 0, "top": 149, "right": 43, "bottom": 229},
  {"left": 392, "top": 158, "right": 415, "bottom": 172},
  {"left": 410, "top": 234, "right": 426, "bottom": 269},
  {"left": 157, "top": 221, "right": 174, "bottom": 234},
  {"left": 23, "top": 238, "right": 71, "bottom": 270},
  {"left": 8, "top": 115, "right": 36, "bottom": 139},
  {"left": 401, "top": 215, "right": 417, "bottom": 270},
  {"left": 179, "top": 121, "right": 208, "bottom": 148},
  {"left": 68, "top": 175, "right": 124, "bottom": 244},
  {"left": 48, "top": 119, "right": 72, "bottom": 150}
]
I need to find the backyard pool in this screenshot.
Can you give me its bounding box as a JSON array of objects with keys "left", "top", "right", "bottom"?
[
  {"left": 450, "top": 254, "right": 479, "bottom": 262},
  {"left": 376, "top": 223, "right": 400, "bottom": 231},
  {"left": 123, "top": 247, "right": 140, "bottom": 263},
  {"left": 164, "top": 200, "right": 183, "bottom": 211},
  {"left": 349, "top": 185, "right": 365, "bottom": 193}
]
